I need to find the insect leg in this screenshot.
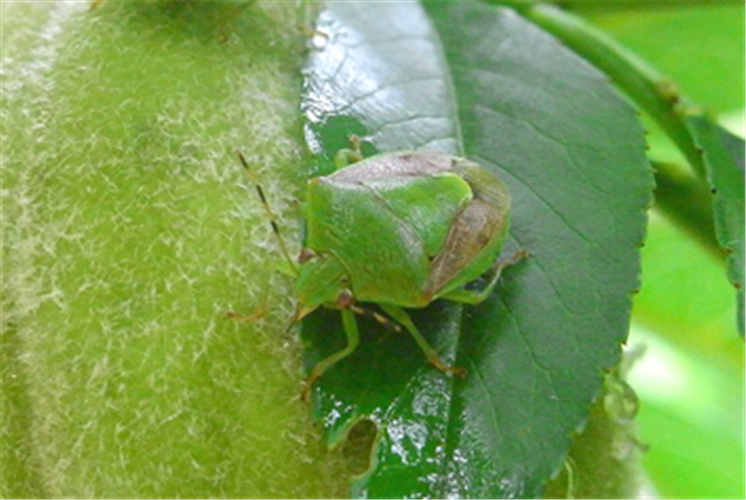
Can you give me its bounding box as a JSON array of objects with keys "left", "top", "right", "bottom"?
[
  {"left": 442, "top": 249, "right": 528, "bottom": 305},
  {"left": 226, "top": 267, "right": 271, "bottom": 321},
  {"left": 332, "top": 135, "right": 365, "bottom": 169},
  {"left": 301, "top": 309, "right": 360, "bottom": 401},
  {"left": 378, "top": 304, "right": 465, "bottom": 377}
]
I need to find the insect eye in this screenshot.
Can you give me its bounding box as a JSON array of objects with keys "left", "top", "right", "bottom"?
[
  {"left": 298, "top": 248, "right": 316, "bottom": 264},
  {"left": 335, "top": 289, "right": 354, "bottom": 308}
]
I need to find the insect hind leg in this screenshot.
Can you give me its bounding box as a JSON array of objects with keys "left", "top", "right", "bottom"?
[
  {"left": 378, "top": 304, "right": 465, "bottom": 377},
  {"left": 442, "top": 249, "right": 529, "bottom": 305}
]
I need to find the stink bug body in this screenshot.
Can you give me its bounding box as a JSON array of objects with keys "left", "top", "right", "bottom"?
[{"left": 237, "top": 144, "right": 525, "bottom": 399}]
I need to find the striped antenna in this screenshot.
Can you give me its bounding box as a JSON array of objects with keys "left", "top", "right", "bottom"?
[
  {"left": 349, "top": 304, "right": 402, "bottom": 332},
  {"left": 237, "top": 151, "right": 298, "bottom": 275}
]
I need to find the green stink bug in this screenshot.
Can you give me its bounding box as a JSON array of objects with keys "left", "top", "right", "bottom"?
[{"left": 238, "top": 143, "right": 525, "bottom": 399}]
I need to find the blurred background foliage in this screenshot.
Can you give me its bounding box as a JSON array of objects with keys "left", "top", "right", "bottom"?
[{"left": 571, "top": 2, "right": 744, "bottom": 497}]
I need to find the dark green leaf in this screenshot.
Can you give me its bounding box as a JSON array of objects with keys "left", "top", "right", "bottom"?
[
  {"left": 301, "top": 1, "right": 652, "bottom": 498},
  {"left": 684, "top": 116, "right": 745, "bottom": 335}
]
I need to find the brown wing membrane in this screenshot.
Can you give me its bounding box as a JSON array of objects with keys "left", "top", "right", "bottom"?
[
  {"left": 425, "top": 161, "right": 510, "bottom": 298},
  {"left": 426, "top": 200, "right": 505, "bottom": 296}
]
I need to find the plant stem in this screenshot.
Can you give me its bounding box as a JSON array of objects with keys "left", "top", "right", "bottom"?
[{"left": 557, "top": 0, "right": 736, "bottom": 13}]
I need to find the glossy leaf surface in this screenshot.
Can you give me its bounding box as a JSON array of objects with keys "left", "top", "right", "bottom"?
[{"left": 300, "top": 1, "right": 653, "bottom": 497}]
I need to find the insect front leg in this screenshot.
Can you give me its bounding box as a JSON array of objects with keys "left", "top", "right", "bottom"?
[
  {"left": 332, "top": 135, "right": 365, "bottom": 169},
  {"left": 378, "top": 304, "right": 465, "bottom": 377},
  {"left": 442, "top": 249, "right": 529, "bottom": 305},
  {"left": 227, "top": 267, "right": 272, "bottom": 322},
  {"left": 301, "top": 309, "right": 360, "bottom": 401}
]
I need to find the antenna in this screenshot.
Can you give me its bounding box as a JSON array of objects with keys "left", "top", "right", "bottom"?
[
  {"left": 348, "top": 304, "right": 401, "bottom": 332},
  {"left": 236, "top": 151, "right": 298, "bottom": 275}
]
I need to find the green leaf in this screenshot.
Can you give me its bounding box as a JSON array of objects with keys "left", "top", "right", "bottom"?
[
  {"left": 301, "top": 1, "right": 652, "bottom": 497},
  {"left": 684, "top": 116, "right": 745, "bottom": 335}
]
